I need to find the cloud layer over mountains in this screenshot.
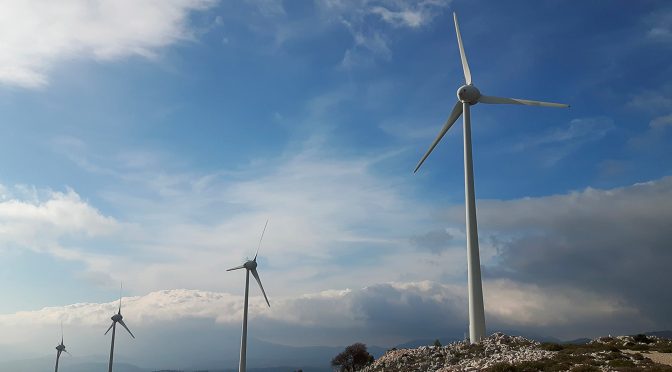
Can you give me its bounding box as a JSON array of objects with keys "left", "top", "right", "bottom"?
[{"left": 1, "top": 176, "right": 671, "bottom": 367}]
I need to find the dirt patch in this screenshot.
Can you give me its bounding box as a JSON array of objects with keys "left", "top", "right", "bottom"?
[{"left": 623, "top": 350, "right": 672, "bottom": 366}]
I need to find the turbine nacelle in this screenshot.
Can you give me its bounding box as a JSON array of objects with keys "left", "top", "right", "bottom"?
[
  {"left": 111, "top": 313, "right": 123, "bottom": 322},
  {"left": 229, "top": 220, "right": 272, "bottom": 372},
  {"left": 414, "top": 12, "right": 569, "bottom": 344},
  {"left": 56, "top": 344, "right": 66, "bottom": 352},
  {"left": 457, "top": 84, "right": 481, "bottom": 104}
]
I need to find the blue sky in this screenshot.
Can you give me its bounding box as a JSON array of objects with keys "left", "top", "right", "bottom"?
[{"left": 0, "top": 0, "right": 671, "bottom": 367}]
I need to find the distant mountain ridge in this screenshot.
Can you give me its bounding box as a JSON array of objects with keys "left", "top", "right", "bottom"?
[
  {"left": 646, "top": 330, "right": 672, "bottom": 339},
  {"left": 4, "top": 330, "right": 670, "bottom": 371}
]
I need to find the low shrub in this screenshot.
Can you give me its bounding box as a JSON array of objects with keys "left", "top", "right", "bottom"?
[
  {"left": 629, "top": 344, "right": 651, "bottom": 351},
  {"left": 486, "top": 362, "right": 517, "bottom": 372},
  {"left": 570, "top": 365, "right": 600, "bottom": 372},
  {"left": 540, "top": 342, "right": 564, "bottom": 351},
  {"left": 633, "top": 334, "right": 654, "bottom": 344},
  {"left": 608, "top": 359, "right": 635, "bottom": 367}
]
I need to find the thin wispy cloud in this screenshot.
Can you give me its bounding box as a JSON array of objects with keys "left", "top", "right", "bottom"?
[
  {"left": 646, "top": 7, "right": 672, "bottom": 43},
  {"left": 316, "top": 0, "right": 452, "bottom": 68},
  {"left": 625, "top": 83, "right": 672, "bottom": 149},
  {"left": 511, "top": 117, "right": 613, "bottom": 166}
]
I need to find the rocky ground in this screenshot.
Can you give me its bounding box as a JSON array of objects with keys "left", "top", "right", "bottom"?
[{"left": 359, "top": 332, "right": 672, "bottom": 372}]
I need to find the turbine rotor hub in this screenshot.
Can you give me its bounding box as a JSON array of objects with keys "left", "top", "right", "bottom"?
[
  {"left": 244, "top": 260, "right": 257, "bottom": 270},
  {"left": 457, "top": 84, "right": 481, "bottom": 104},
  {"left": 112, "top": 313, "right": 122, "bottom": 322}
]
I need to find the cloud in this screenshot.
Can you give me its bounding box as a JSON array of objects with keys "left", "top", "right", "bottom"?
[
  {"left": 650, "top": 114, "right": 672, "bottom": 129},
  {"left": 443, "top": 176, "right": 672, "bottom": 330},
  {"left": 44, "top": 126, "right": 459, "bottom": 297},
  {"left": 513, "top": 116, "right": 613, "bottom": 166},
  {"left": 314, "top": 0, "right": 451, "bottom": 68},
  {"left": 625, "top": 84, "right": 672, "bottom": 149},
  {"left": 0, "top": 284, "right": 456, "bottom": 360},
  {"left": 646, "top": 7, "right": 672, "bottom": 43},
  {"left": 485, "top": 280, "right": 638, "bottom": 330},
  {"left": 626, "top": 85, "right": 672, "bottom": 114},
  {"left": 0, "top": 0, "right": 216, "bottom": 88},
  {"left": 0, "top": 185, "right": 118, "bottom": 248},
  {"left": 410, "top": 229, "right": 453, "bottom": 254},
  {"left": 369, "top": 0, "right": 449, "bottom": 28},
  {"left": 0, "top": 184, "right": 120, "bottom": 284},
  {"left": 0, "top": 279, "right": 638, "bottom": 365},
  {"left": 0, "top": 173, "right": 670, "bottom": 361}
]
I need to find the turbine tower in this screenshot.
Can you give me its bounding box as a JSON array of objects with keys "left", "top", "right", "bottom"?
[
  {"left": 414, "top": 12, "right": 568, "bottom": 344},
  {"left": 54, "top": 322, "right": 70, "bottom": 372},
  {"left": 227, "top": 220, "right": 271, "bottom": 372},
  {"left": 104, "top": 286, "right": 135, "bottom": 372}
]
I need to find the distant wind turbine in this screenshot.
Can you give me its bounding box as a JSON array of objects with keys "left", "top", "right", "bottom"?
[
  {"left": 414, "top": 12, "right": 568, "bottom": 344},
  {"left": 54, "top": 322, "right": 70, "bottom": 372},
  {"left": 227, "top": 220, "right": 271, "bottom": 372},
  {"left": 104, "top": 284, "right": 135, "bottom": 372}
]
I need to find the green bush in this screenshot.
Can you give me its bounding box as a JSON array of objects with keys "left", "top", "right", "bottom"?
[
  {"left": 632, "top": 334, "right": 653, "bottom": 344},
  {"left": 604, "top": 350, "right": 627, "bottom": 361},
  {"left": 570, "top": 365, "right": 600, "bottom": 372},
  {"left": 647, "top": 365, "right": 672, "bottom": 372},
  {"left": 540, "top": 342, "right": 564, "bottom": 351},
  {"left": 331, "top": 342, "right": 375, "bottom": 372},
  {"left": 608, "top": 359, "right": 635, "bottom": 367},
  {"left": 629, "top": 343, "right": 651, "bottom": 351},
  {"left": 486, "top": 362, "right": 518, "bottom": 372}
]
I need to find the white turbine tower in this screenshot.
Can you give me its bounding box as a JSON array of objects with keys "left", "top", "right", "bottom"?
[
  {"left": 104, "top": 286, "right": 135, "bottom": 372},
  {"left": 54, "top": 322, "right": 70, "bottom": 372},
  {"left": 227, "top": 220, "right": 271, "bottom": 372},
  {"left": 414, "top": 12, "right": 568, "bottom": 344}
]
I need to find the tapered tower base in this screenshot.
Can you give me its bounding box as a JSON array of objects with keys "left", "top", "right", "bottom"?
[{"left": 462, "top": 103, "right": 486, "bottom": 344}]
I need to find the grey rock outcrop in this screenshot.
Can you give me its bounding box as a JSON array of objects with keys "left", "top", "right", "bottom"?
[{"left": 360, "top": 332, "right": 553, "bottom": 372}]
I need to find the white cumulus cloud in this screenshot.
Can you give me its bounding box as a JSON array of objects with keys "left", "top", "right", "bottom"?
[{"left": 0, "top": 0, "right": 216, "bottom": 88}]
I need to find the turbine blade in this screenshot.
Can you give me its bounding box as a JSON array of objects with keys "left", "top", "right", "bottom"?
[
  {"left": 414, "top": 101, "right": 463, "bottom": 173},
  {"left": 251, "top": 269, "right": 270, "bottom": 307},
  {"left": 226, "top": 264, "right": 245, "bottom": 271},
  {"left": 118, "top": 319, "right": 135, "bottom": 339},
  {"left": 64, "top": 350, "right": 72, "bottom": 357},
  {"left": 104, "top": 322, "right": 114, "bottom": 335},
  {"left": 118, "top": 282, "right": 123, "bottom": 313},
  {"left": 254, "top": 219, "right": 269, "bottom": 261},
  {"left": 453, "top": 12, "right": 472, "bottom": 85},
  {"left": 478, "top": 95, "right": 569, "bottom": 108}
]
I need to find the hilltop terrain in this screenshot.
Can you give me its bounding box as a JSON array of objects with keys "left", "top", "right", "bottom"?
[{"left": 360, "top": 333, "right": 672, "bottom": 372}]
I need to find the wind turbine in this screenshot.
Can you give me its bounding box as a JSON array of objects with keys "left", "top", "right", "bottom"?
[
  {"left": 414, "top": 13, "right": 568, "bottom": 344},
  {"left": 227, "top": 220, "right": 271, "bottom": 372},
  {"left": 54, "top": 322, "right": 70, "bottom": 372},
  {"left": 104, "top": 285, "right": 135, "bottom": 372}
]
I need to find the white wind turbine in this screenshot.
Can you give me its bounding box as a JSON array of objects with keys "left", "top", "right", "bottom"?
[
  {"left": 414, "top": 12, "right": 568, "bottom": 344},
  {"left": 227, "top": 220, "right": 271, "bottom": 372},
  {"left": 104, "top": 285, "right": 135, "bottom": 372},
  {"left": 54, "top": 322, "right": 70, "bottom": 372}
]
